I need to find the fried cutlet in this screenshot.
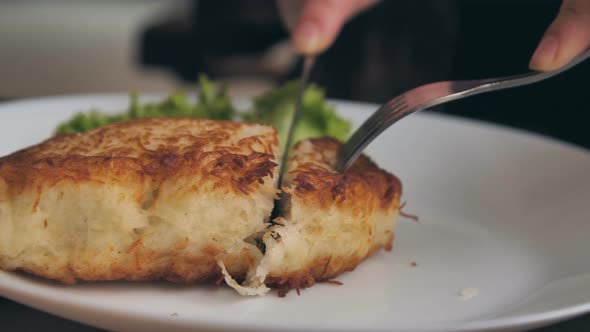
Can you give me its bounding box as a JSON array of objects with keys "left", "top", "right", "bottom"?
[
  {"left": 0, "top": 118, "right": 402, "bottom": 296},
  {"left": 0, "top": 118, "right": 279, "bottom": 284}
]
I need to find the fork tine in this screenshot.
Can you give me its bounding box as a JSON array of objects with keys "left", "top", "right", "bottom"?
[
  {"left": 362, "top": 97, "right": 404, "bottom": 131},
  {"left": 348, "top": 97, "right": 405, "bottom": 144},
  {"left": 337, "top": 99, "right": 407, "bottom": 171},
  {"left": 352, "top": 97, "right": 407, "bottom": 145}
]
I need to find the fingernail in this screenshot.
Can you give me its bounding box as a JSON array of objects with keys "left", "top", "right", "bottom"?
[
  {"left": 530, "top": 35, "right": 559, "bottom": 69},
  {"left": 293, "top": 21, "right": 324, "bottom": 54}
]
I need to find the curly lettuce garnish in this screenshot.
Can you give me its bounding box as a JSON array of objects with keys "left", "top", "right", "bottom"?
[
  {"left": 55, "top": 75, "right": 235, "bottom": 134},
  {"left": 242, "top": 81, "right": 351, "bottom": 152},
  {"left": 55, "top": 75, "right": 351, "bottom": 151}
]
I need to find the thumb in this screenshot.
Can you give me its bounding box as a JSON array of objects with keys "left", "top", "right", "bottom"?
[
  {"left": 291, "top": 0, "right": 378, "bottom": 55},
  {"left": 529, "top": 0, "right": 590, "bottom": 71}
]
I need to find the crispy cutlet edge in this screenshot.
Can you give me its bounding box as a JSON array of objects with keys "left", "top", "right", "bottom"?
[{"left": 286, "top": 137, "right": 401, "bottom": 213}]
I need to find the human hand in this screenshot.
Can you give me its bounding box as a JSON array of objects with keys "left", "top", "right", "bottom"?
[
  {"left": 277, "top": 0, "right": 379, "bottom": 55},
  {"left": 529, "top": 0, "right": 590, "bottom": 71}
]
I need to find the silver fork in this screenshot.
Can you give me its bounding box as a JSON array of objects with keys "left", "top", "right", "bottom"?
[{"left": 336, "top": 48, "right": 590, "bottom": 172}]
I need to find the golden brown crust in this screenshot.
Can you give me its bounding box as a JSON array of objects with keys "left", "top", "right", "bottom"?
[
  {"left": 0, "top": 118, "right": 278, "bottom": 199},
  {"left": 286, "top": 137, "right": 401, "bottom": 214}
]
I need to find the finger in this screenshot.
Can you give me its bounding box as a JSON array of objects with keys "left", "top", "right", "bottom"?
[
  {"left": 529, "top": 0, "right": 590, "bottom": 71},
  {"left": 292, "top": 0, "right": 378, "bottom": 55}
]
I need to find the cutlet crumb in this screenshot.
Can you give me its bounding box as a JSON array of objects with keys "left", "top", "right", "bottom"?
[
  {"left": 399, "top": 201, "right": 419, "bottom": 222},
  {"left": 326, "top": 280, "right": 343, "bottom": 286}
]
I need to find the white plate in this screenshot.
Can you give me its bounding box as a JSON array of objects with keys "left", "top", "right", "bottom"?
[{"left": 1, "top": 94, "right": 590, "bottom": 332}]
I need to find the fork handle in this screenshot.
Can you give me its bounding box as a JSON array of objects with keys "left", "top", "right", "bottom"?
[
  {"left": 435, "top": 48, "right": 590, "bottom": 109},
  {"left": 337, "top": 48, "right": 590, "bottom": 172}
]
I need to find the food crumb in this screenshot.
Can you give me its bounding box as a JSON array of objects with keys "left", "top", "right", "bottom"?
[
  {"left": 399, "top": 201, "right": 419, "bottom": 222},
  {"left": 326, "top": 280, "right": 343, "bottom": 286},
  {"left": 171, "top": 312, "right": 178, "bottom": 317},
  {"left": 457, "top": 287, "right": 479, "bottom": 300},
  {"left": 410, "top": 261, "right": 418, "bottom": 267}
]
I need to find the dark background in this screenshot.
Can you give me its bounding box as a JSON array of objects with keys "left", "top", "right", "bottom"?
[
  {"left": 141, "top": 0, "right": 589, "bottom": 149},
  {"left": 3, "top": 0, "right": 590, "bottom": 331}
]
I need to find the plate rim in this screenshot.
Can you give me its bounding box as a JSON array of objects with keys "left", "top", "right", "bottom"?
[{"left": 3, "top": 269, "right": 590, "bottom": 332}]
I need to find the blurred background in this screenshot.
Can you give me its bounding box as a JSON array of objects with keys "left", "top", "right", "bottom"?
[
  {"left": 1, "top": 1, "right": 590, "bottom": 330},
  {"left": 1, "top": 0, "right": 589, "bottom": 148}
]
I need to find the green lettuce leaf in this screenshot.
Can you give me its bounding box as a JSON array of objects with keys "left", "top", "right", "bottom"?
[
  {"left": 54, "top": 76, "right": 351, "bottom": 153},
  {"left": 242, "top": 80, "right": 351, "bottom": 153},
  {"left": 55, "top": 75, "right": 235, "bottom": 134}
]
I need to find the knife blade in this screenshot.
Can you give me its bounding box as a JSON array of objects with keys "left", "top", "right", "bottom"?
[
  {"left": 276, "top": 55, "right": 315, "bottom": 189},
  {"left": 271, "top": 55, "right": 315, "bottom": 220}
]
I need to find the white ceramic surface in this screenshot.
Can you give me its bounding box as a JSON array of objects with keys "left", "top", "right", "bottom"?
[{"left": 1, "top": 95, "right": 590, "bottom": 332}]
